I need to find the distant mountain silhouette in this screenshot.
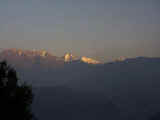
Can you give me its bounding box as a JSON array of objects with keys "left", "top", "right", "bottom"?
[
  {"left": 0, "top": 49, "right": 101, "bottom": 69},
  {"left": 0, "top": 48, "right": 64, "bottom": 69}
]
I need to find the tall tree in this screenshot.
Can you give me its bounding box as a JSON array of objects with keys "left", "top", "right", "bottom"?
[{"left": 0, "top": 61, "right": 35, "bottom": 120}]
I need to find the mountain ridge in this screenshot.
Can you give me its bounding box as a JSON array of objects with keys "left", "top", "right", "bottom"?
[
  {"left": 0, "top": 48, "right": 102, "bottom": 66},
  {"left": 0, "top": 48, "right": 159, "bottom": 66}
]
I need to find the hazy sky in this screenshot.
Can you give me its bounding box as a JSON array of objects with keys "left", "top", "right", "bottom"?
[{"left": 0, "top": 0, "right": 159, "bottom": 62}]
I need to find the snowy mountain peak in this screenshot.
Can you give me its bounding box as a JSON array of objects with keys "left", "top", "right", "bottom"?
[
  {"left": 64, "top": 53, "right": 101, "bottom": 64},
  {"left": 64, "top": 53, "right": 78, "bottom": 62},
  {"left": 81, "top": 56, "right": 101, "bottom": 64}
]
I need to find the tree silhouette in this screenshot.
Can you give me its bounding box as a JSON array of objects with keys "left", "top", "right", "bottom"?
[{"left": 0, "top": 61, "right": 35, "bottom": 120}]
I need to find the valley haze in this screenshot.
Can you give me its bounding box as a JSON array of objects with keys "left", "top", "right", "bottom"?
[{"left": 0, "top": 48, "right": 160, "bottom": 120}]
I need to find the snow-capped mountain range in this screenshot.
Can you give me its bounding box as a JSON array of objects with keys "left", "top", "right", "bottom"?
[
  {"left": 0, "top": 48, "right": 102, "bottom": 67},
  {"left": 64, "top": 53, "right": 101, "bottom": 64}
]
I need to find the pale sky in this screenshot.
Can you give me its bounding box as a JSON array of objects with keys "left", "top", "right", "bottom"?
[{"left": 0, "top": 0, "right": 160, "bottom": 62}]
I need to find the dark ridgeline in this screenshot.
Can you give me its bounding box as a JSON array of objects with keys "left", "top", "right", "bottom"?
[{"left": 0, "top": 61, "right": 35, "bottom": 120}]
